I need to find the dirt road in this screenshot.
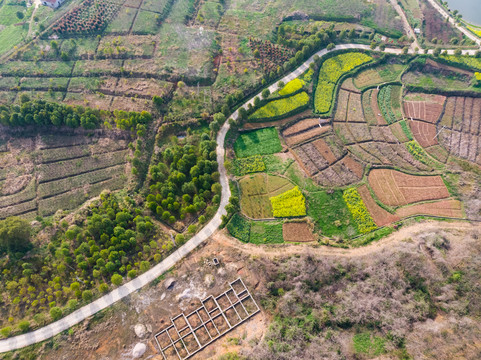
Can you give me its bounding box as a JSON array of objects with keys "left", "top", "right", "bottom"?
[{"left": 213, "top": 220, "right": 481, "bottom": 259}]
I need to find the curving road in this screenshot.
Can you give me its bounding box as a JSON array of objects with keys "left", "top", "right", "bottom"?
[{"left": 0, "top": 42, "right": 478, "bottom": 353}]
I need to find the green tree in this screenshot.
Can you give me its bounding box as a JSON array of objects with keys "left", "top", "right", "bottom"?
[
  {"left": 111, "top": 273, "right": 123, "bottom": 286},
  {"left": 50, "top": 307, "right": 63, "bottom": 321},
  {"left": 0, "top": 217, "right": 32, "bottom": 254},
  {"left": 16, "top": 11, "right": 24, "bottom": 20}
]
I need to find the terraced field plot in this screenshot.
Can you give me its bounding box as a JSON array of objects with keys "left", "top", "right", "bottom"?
[
  {"left": 438, "top": 96, "right": 481, "bottom": 164},
  {"left": 403, "top": 93, "right": 446, "bottom": 123},
  {"left": 368, "top": 169, "right": 450, "bottom": 207},
  {"left": 282, "top": 118, "right": 330, "bottom": 146},
  {"left": 0, "top": 132, "right": 129, "bottom": 219},
  {"left": 353, "top": 63, "right": 405, "bottom": 89},
  {"left": 239, "top": 173, "right": 294, "bottom": 219}
]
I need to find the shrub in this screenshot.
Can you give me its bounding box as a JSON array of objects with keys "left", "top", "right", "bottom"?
[
  {"left": 314, "top": 52, "right": 372, "bottom": 114},
  {"left": 18, "top": 320, "right": 30, "bottom": 333},
  {"left": 270, "top": 187, "right": 306, "bottom": 218},
  {"left": 0, "top": 327, "right": 11, "bottom": 338},
  {"left": 342, "top": 188, "right": 377, "bottom": 233}
]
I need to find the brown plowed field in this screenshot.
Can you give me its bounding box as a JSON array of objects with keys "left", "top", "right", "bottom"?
[
  {"left": 409, "top": 120, "right": 437, "bottom": 147},
  {"left": 283, "top": 222, "right": 315, "bottom": 242},
  {"left": 358, "top": 184, "right": 400, "bottom": 226},
  {"left": 368, "top": 169, "right": 450, "bottom": 206},
  {"left": 312, "top": 138, "right": 338, "bottom": 164},
  {"left": 284, "top": 126, "right": 331, "bottom": 146},
  {"left": 402, "top": 93, "right": 446, "bottom": 123},
  {"left": 283, "top": 118, "right": 320, "bottom": 136},
  {"left": 341, "top": 156, "right": 364, "bottom": 178},
  {"left": 395, "top": 199, "right": 463, "bottom": 218}
]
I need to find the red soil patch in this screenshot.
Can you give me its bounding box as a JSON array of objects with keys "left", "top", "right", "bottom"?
[
  {"left": 395, "top": 199, "right": 463, "bottom": 218},
  {"left": 409, "top": 120, "right": 437, "bottom": 147},
  {"left": 282, "top": 222, "right": 315, "bottom": 242},
  {"left": 368, "top": 169, "right": 450, "bottom": 206},
  {"left": 358, "top": 185, "right": 400, "bottom": 226},
  {"left": 312, "top": 138, "right": 337, "bottom": 164},
  {"left": 371, "top": 89, "right": 387, "bottom": 125},
  {"left": 341, "top": 155, "right": 364, "bottom": 178}
]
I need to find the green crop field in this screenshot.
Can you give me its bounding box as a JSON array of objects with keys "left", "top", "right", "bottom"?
[{"left": 234, "top": 127, "right": 282, "bottom": 158}]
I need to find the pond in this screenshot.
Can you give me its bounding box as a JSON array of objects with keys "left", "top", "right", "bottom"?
[{"left": 444, "top": 0, "right": 481, "bottom": 26}]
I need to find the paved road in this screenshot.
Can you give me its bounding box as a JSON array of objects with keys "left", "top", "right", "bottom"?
[
  {"left": 425, "top": 0, "right": 481, "bottom": 47},
  {"left": 0, "top": 42, "right": 478, "bottom": 353}
]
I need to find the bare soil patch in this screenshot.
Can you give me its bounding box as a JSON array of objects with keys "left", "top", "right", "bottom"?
[
  {"left": 395, "top": 199, "right": 463, "bottom": 218},
  {"left": 283, "top": 222, "right": 315, "bottom": 242},
  {"left": 368, "top": 169, "right": 450, "bottom": 206},
  {"left": 410, "top": 120, "right": 437, "bottom": 147}
]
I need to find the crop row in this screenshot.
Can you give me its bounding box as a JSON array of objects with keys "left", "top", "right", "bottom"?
[
  {"left": 39, "top": 141, "right": 128, "bottom": 163},
  {"left": 38, "top": 150, "right": 127, "bottom": 183},
  {"left": 314, "top": 52, "right": 372, "bottom": 114},
  {"left": 249, "top": 92, "right": 309, "bottom": 121},
  {"left": 378, "top": 86, "right": 397, "bottom": 124},
  {"left": 342, "top": 187, "right": 377, "bottom": 234},
  {"left": 270, "top": 186, "right": 306, "bottom": 218},
  {"left": 0, "top": 179, "right": 36, "bottom": 208},
  {"left": 37, "top": 165, "right": 125, "bottom": 199},
  {"left": 38, "top": 176, "right": 124, "bottom": 216}
]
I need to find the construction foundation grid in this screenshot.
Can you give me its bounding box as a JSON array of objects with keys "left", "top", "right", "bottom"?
[{"left": 154, "top": 278, "right": 260, "bottom": 360}]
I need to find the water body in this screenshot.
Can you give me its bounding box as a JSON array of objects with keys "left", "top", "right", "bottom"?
[{"left": 444, "top": 0, "right": 481, "bottom": 26}]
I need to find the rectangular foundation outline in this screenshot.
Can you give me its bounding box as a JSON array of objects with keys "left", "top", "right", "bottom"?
[{"left": 154, "top": 278, "right": 260, "bottom": 360}]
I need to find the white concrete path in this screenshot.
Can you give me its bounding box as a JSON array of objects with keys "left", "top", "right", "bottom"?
[{"left": 0, "top": 42, "right": 478, "bottom": 353}]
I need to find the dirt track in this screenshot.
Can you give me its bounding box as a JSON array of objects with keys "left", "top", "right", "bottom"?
[{"left": 213, "top": 220, "right": 481, "bottom": 258}]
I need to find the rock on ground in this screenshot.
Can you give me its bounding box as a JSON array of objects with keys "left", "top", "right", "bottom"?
[{"left": 132, "top": 343, "right": 146, "bottom": 358}]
